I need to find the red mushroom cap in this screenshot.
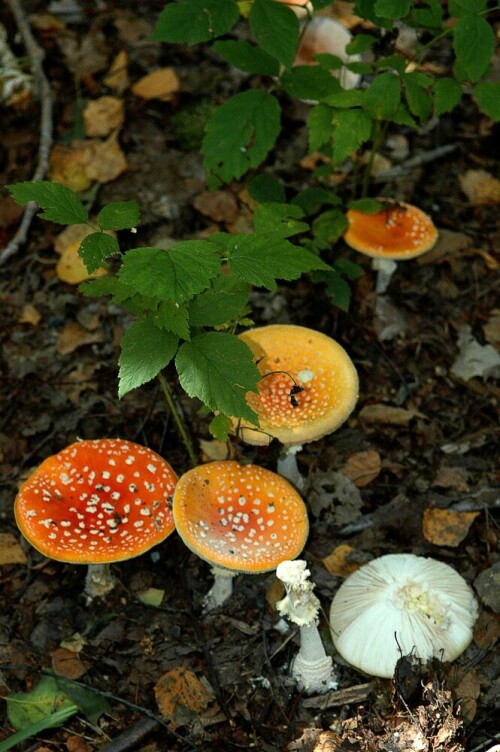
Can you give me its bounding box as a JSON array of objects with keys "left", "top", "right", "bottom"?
[
  {"left": 172, "top": 461, "right": 309, "bottom": 573},
  {"left": 15, "top": 439, "right": 177, "bottom": 564}
]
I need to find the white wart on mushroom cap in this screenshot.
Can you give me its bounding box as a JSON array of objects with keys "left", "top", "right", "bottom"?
[
  {"left": 235, "top": 324, "right": 358, "bottom": 447},
  {"left": 172, "top": 461, "right": 309, "bottom": 573},
  {"left": 15, "top": 439, "right": 177, "bottom": 563},
  {"left": 329, "top": 553, "right": 478, "bottom": 679}
]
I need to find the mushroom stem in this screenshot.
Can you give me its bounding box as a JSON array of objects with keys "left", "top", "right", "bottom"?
[
  {"left": 277, "top": 445, "right": 307, "bottom": 491},
  {"left": 372, "top": 257, "right": 398, "bottom": 294},
  {"left": 84, "top": 563, "right": 116, "bottom": 601},
  {"left": 203, "top": 566, "right": 237, "bottom": 612},
  {"left": 276, "top": 560, "right": 337, "bottom": 694}
]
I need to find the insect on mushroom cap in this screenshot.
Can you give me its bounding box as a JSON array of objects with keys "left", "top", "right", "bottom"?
[
  {"left": 172, "top": 461, "right": 309, "bottom": 573},
  {"left": 15, "top": 438, "right": 178, "bottom": 564},
  {"left": 234, "top": 324, "right": 359, "bottom": 447}
]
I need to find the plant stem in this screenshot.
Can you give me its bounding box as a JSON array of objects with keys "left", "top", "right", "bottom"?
[
  {"left": 157, "top": 372, "right": 198, "bottom": 468},
  {"left": 361, "top": 119, "right": 387, "bottom": 198}
]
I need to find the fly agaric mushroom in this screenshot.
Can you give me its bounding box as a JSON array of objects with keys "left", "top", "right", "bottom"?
[
  {"left": 233, "top": 325, "right": 358, "bottom": 489},
  {"left": 172, "top": 461, "right": 309, "bottom": 611},
  {"left": 294, "top": 17, "right": 362, "bottom": 92},
  {"left": 344, "top": 200, "right": 438, "bottom": 293},
  {"left": 15, "top": 438, "right": 178, "bottom": 600},
  {"left": 329, "top": 553, "right": 478, "bottom": 678},
  {"left": 276, "top": 560, "right": 337, "bottom": 693}
]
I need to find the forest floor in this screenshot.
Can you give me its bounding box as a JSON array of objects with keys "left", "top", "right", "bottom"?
[{"left": 0, "top": 1, "right": 499, "bottom": 751}]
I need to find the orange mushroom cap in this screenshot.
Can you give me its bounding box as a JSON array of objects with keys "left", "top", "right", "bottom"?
[
  {"left": 15, "top": 439, "right": 177, "bottom": 564},
  {"left": 344, "top": 201, "right": 438, "bottom": 261},
  {"left": 234, "top": 324, "right": 358, "bottom": 447},
  {"left": 172, "top": 461, "right": 309, "bottom": 573}
]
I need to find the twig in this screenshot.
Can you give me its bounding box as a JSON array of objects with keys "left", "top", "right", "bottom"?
[
  {"left": 372, "top": 143, "right": 458, "bottom": 183},
  {"left": 97, "top": 717, "right": 160, "bottom": 752},
  {"left": 0, "top": 0, "right": 53, "bottom": 266}
]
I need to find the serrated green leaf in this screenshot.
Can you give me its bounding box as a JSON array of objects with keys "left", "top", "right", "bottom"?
[
  {"left": 252, "top": 202, "right": 308, "bottom": 237},
  {"left": 280, "top": 65, "right": 341, "bottom": 101},
  {"left": 392, "top": 104, "right": 417, "bottom": 126},
  {"left": 202, "top": 90, "right": 281, "bottom": 185},
  {"left": 250, "top": 0, "right": 300, "bottom": 68},
  {"left": 402, "top": 72, "right": 432, "bottom": 119},
  {"left": 474, "top": 81, "right": 500, "bottom": 121},
  {"left": 150, "top": 0, "right": 240, "bottom": 44},
  {"left": 227, "top": 233, "right": 330, "bottom": 289},
  {"left": 79, "top": 232, "right": 119, "bottom": 273},
  {"left": 149, "top": 300, "right": 190, "bottom": 339},
  {"left": 313, "top": 269, "right": 352, "bottom": 310},
  {"left": 449, "top": 0, "right": 487, "bottom": 15},
  {"left": 98, "top": 202, "right": 140, "bottom": 231},
  {"left": 213, "top": 40, "right": 280, "bottom": 75},
  {"left": 433, "top": 77, "right": 463, "bottom": 116},
  {"left": 79, "top": 276, "right": 122, "bottom": 298},
  {"left": 376, "top": 54, "right": 407, "bottom": 74},
  {"left": 7, "top": 181, "right": 88, "bottom": 225},
  {"left": 176, "top": 333, "right": 260, "bottom": 422},
  {"left": 323, "top": 88, "right": 364, "bottom": 108},
  {"left": 188, "top": 275, "right": 250, "bottom": 326},
  {"left": 118, "top": 243, "right": 221, "bottom": 303},
  {"left": 331, "top": 108, "right": 372, "bottom": 164},
  {"left": 291, "top": 187, "right": 341, "bottom": 214},
  {"left": 209, "top": 413, "right": 233, "bottom": 441},
  {"left": 364, "top": 72, "right": 401, "bottom": 119},
  {"left": 247, "top": 173, "right": 286, "bottom": 203},
  {"left": 312, "top": 209, "right": 348, "bottom": 243},
  {"left": 453, "top": 15, "right": 494, "bottom": 82},
  {"left": 118, "top": 320, "right": 178, "bottom": 398},
  {"left": 334, "top": 257, "right": 363, "bottom": 280},
  {"left": 346, "top": 34, "right": 377, "bottom": 54},
  {"left": 347, "top": 198, "right": 384, "bottom": 213},
  {"left": 411, "top": 0, "right": 442, "bottom": 28},
  {"left": 56, "top": 679, "right": 110, "bottom": 724},
  {"left": 375, "top": 0, "right": 410, "bottom": 18},
  {"left": 353, "top": 0, "right": 394, "bottom": 27}
]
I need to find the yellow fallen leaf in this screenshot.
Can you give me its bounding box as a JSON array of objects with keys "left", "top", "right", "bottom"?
[
  {"left": 322, "top": 544, "right": 360, "bottom": 577},
  {"left": 154, "top": 667, "right": 215, "bottom": 728},
  {"left": 459, "top": 169, "right": 500, "bottom": 205},
  {"left": 358, "top": 404, "right": 425, "bottom": 425},
  {"left": 18, "top": 303, "right": 42, "bottom": 326},
  {"left": 0, "top": 533, "right": 27, "bottom": 565},
  {"left": 84, "top": 95, "right": 124, "bottom": 137},
  {"left": 341, "top": 450, "right": 381, "bottom": 487},
  {"left": 199, "top": 439, "right": 232, "bottom": 462},
  {"left": 81, "top": 130, "right": 128, "bottom": 184},
  {"left": 104, "top": 50, "right": 130, "bottom": 94},
  {"left": 48, "top": 143, "right": 92, "bottom": 192},
  {"left": 56, "top": 241, "right": 108, "bottom": 284},
  {"left": 132, "top": 67, "right": 180, "bottom": 101},
  {"left": 422, "top": 507, "right": 479, "bottom": 547}
]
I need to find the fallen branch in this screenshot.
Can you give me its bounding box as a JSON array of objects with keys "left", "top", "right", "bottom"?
[
  {"left": 0, "top": 0, "right": 53, "bottom": 266},
  {"left": 372, "top": 143, "right": 458, "bottom": 183}
]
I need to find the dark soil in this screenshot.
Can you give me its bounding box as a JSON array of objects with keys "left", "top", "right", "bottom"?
[{"left": 0, "top": 2, "right": 499, "bottom": 752}]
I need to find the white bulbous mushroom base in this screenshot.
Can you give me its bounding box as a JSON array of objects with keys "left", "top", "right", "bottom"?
[
  {"left": 84, "top": 563, "right": 116, "bottom": 601},
  {"left": 276, "top": 560, "right": 338, "bottom": 694},
  {"left": 203, "top": 566, "right": 237, "bottom": 612}
]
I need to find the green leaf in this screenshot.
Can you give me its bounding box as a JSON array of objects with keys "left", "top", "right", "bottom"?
[
  {"left": 453, "top": 15, "right": 494, "bottom": 82},
  {"left": 291, "top": 187, "right": 342, "bottom": 214},
  {"left": 474, "top": 81, "right": 500, "bottom": 121},
  {"left": 411, "top": 0, "right": 442, "bottom": 28},
  {"left": 188, "top": 275, "right": 250, "bottom": 326},
  {"left": 353, "top": 0, "right": 394, "bottom": 28},
  {"left": 176, "top": 333, "right": 260, "bottom": 422},
  {"left": 449, "top": 0, "right": 487, "bottom": 15},
  {"left": 280, "top": 65, "right": 341, "bottom": 101},
  {"left": 313, "top": 269, "right": 352, "bottom": 311},
  {"left": 433, "top": 77, "right": 463, "bottom": 116},
  {"left": 347, "top": 198, "right": 384, "bottom": 213},
  {"left": 308, "top": 103, "right": 334, "bottom": 152},
  {"left": 331, "top": 108, "right": 372, "bottom": 164},
  {"left": 202, "top": 90, "right": 281, "bottom": 185},
  {"left": 56, "top": 679, "right": 110, "bottom": 725},
  {"left": 149, "top": 300, "right": 190, "bottom": 339},
  {"left": 312, "top": 209, "right": 348, "bottom": 243},
  {"left": 150, "top": 0, "right": 240, "bottom": 44},
  {"left": 213, "top": 40, "right": 280, "bottom": 75},
  {"left": 346, "top": 34, "right": 377, "bottom": 54},
  {"left": 323, "top": 88, "right": 364, "bottom": 108},
  {"left": 247, "top": 173, "right": 286, "bottom": 203},
  {"left": 227, "top": 233, "right": 330, "bottom": 289},
  {"left": 7, "top": 676, "right": 75, "bottom": 732},
  {"left": 375, "top": 0, "right": 410, "bottom": 18},
  {"left": 376, "top": 54, "right": 407, "bottom": 74},
  {"left": 334, "top": 257, "right": 364, "bottom": 280},
  {"left": 364, "top": 72, "right": 401, "bottom": 119},
  {"left": 252, "top": 202, "right": 308, "bottom": 237},
  {"left": 209, "top": 413, "right": 233, "bottom": 441},
  {"left": 79, "top": 232, "right": 119, "bottom": 273},
  {"left": 7, "top": 181, "right": 88, "bottom": 225},
  {"left": 402, "top": 72, "right": 432, "bottom": 119},
  {"left": 118, "top": 243, "right": 220, "bottom": 303},
  {"left": 249, "top": 0, "right": 300, "bottom": 68},
  {"left": 98, "top": 201, "right": 140, "bottom": 231},
  {"left": 118, "top": 320, "right": 179, "bottom": 398}
]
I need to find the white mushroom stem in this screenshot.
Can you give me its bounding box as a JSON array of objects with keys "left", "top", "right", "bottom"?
[
  {"left": 84, "top": 563, "right": 116, "bottom": 602},
  {"left": 276, "top": 560, "right": 337, "bottom": 694},
  {"left": 203, "top": 566, "right": 237, "bottom": 612},
  {"left": 277, "top": 444, "right": 307, "bottom": 491},
  {"left": 372, "top": 257, "right": 398, "bottom": 294}
]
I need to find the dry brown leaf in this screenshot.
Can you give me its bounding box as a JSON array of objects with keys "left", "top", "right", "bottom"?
[
  {"left": 473, "top": 611, "right": 500, "bottom": 648},
  {"left": 266, "top": 574, "right": 285, "bottom": 610},
  {"left": 432, "top": 463, "right": 470, "bottom": 492},
  {"left": 154, "top": 667, "right": 215, "bottom": 728},
  {"left": 104, "top": 50, "right": 130, "bottom": 94},
  {"left": 422, "top": 507, "right": 479, "bottom": 547},
  {"left": 84, "top": 96, "right": 124, "bottom": 137},
  {"left": 0, "top": 533, "right": 27, "bottom": 565},
  {"left": 341, "top": 450, "right": 381, "bottom": 487},
  {"left": 132, "top": 68, "right": 180, "bottom": 101},
  {"left": 18, "top": 304, "right": 41, "bottom": 326},
  {"left": 56, "top": 322, "right": 105, "bottom": 355},
  {"left": 81, "top": 130, "right": 128, "bottom": 183},
  {"left": 193, "top": 190, "right": 239, "bottom": 223},
  {"left": 322, "top": 544, "right": 360, "bottom": 577},
  {"left": 459, "top": 169, "right": 500, "bottom": 205},
  {"left": 51, "top": 647, "right": 89, "bottom": 680},
  {"left": 452, "top": 670, "right": 481, "bottom": 724},
  {"left": 358, "top": 404, "right": 425, "bottom": 425},
  {"left": 484, "top": 310, "right": 500, "bottom": 348}
]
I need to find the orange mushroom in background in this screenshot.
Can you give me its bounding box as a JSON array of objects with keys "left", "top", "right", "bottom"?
[
  {"left": 233, "top": 324, "right": 359, "bottom": 489},
  {"left": 275, "top": 0, "right": 313, "bottom": 17},
  {"left": 15, "top": 438, "right": 178, "bottom": 601},
  {"left": 344, "top": 200, "right": 438, "bottom": 293}
]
